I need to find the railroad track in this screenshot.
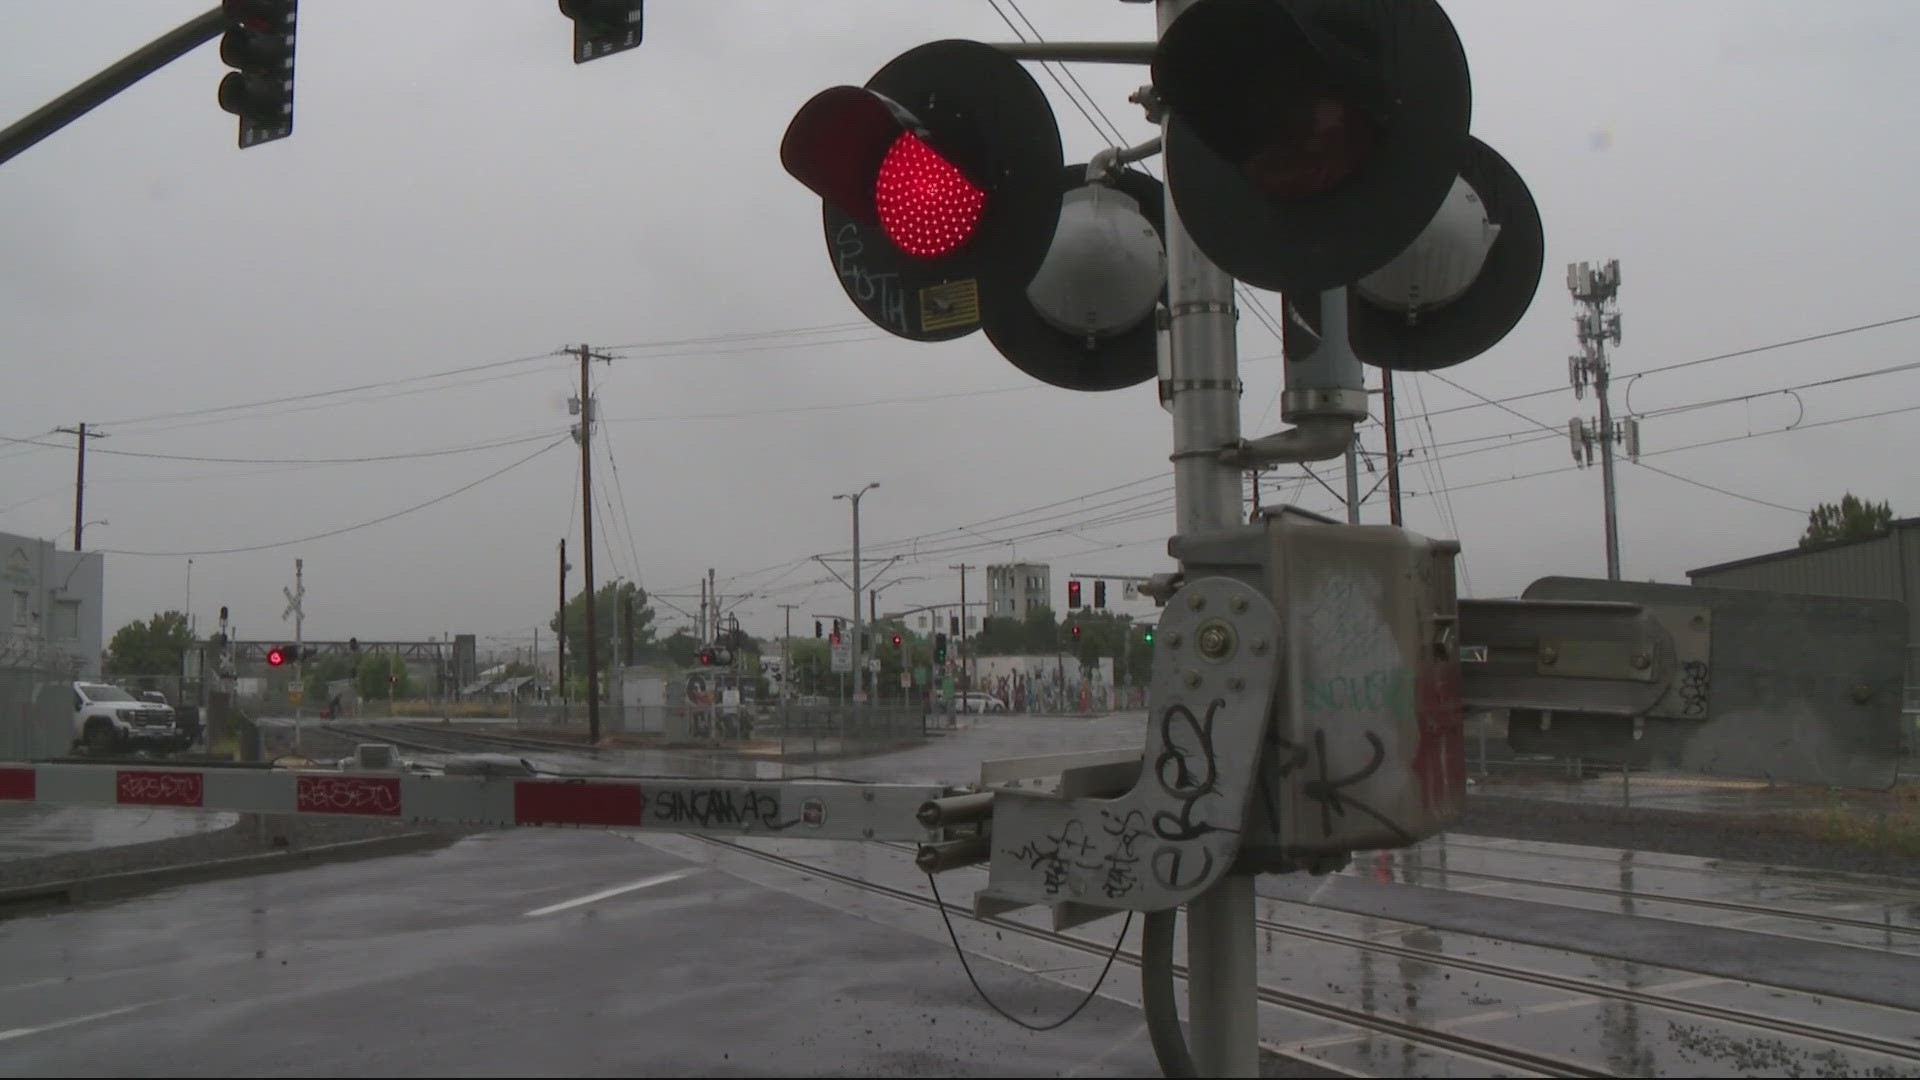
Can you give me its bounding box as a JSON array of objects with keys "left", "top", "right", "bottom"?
[
  {"left": 844, "top": 842, "right": 1920, "bottom": 1072},
  {"left": 315, "top": 722, "right": 600, "bottom": 758},
  {"left": 1347, "top": 860, "right": 1920, "bottom": 943},
  {"left": 691, "top": 834, "right": 1613, "bottom": 1079},
  {"left": 1436, "top": 836, "right": 1920, "bottom": 901}
]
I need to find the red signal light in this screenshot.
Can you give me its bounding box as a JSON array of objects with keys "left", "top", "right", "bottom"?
[
  {"left": 892, "top": 634, "right": 902, "bottom": 647},
  {"left": 874, "top": 132, "right": 986, "bottom": 258},
  {"left": 267, "top": 647, "right": 286, "bottom": 667}
]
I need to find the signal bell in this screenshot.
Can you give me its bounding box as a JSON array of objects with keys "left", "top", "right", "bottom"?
[{"left": 1151, "top": 0, "right": 1473, "bottom": 294}]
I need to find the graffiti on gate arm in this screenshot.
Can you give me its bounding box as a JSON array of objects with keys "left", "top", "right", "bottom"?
[
  {"left": 650, "top": 786, "right": 793, "bottom": 831},
  {"left": 297, "top": 775, "right": 401, "bottom": 816},
  {"left": 117, "top": 770, "right": 203, "bottom": 807},
  {"left": 1678, "top": 661, "right": 1711, "bottom": 718},
  {"left": 1002, "top": 698, "right": 1237, "bottom": 900}
]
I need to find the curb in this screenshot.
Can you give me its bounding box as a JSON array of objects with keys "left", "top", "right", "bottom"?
[{"left": 0, "top": 830, "right": 464, "bottom": 911}]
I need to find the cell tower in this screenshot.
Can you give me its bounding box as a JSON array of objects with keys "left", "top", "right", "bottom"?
[{"left": 1566, "top": 259, "right": 1636, "bottom": 581}]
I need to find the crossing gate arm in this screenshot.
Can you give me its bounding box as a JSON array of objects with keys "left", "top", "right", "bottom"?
[{"left": 0, "top": 763, "right": 945, "bottom": 843}]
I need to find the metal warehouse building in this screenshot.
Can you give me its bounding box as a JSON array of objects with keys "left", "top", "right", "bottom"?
[{"left": 1688, "top": 518, "right": 1920, "bottom": 711}]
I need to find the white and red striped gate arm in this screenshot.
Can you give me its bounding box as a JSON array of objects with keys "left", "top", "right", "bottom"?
[{"left": 0, "top": 762, "right": 942, "bottom": 843}]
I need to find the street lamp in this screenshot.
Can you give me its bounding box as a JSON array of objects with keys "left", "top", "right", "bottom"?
[
  {"left": 63, "top": 519, "right": 108, "bottom": 546},
  {"left": 832, "top": 482, "right": 879, "bottom": 708}
]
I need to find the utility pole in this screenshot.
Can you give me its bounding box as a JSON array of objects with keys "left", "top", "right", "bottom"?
[
  {"left": 282, "top": 558, "right": 305, "bottom": 734},
  {"left": 698, "top": 578, "right": 708, "bottom": 642},
  {"left": 1566, "top": 260, "right": 1629, "bottom": 581},
  {"left": 948, "top": 563, "right": 972, "bottom": 693},
  {"left": 557, "top": 538, "right": 570, "bottom": 723},
  {"left": 1382, "top": 372, "right": 1404, "bottom": 526},
  {"left": 778, "top": 603, "right": 799, "bottom": 717},
  {"left": 572, "top": 343, "right": 612, "bottom": 740},
  {"left": 1343, "top": 437, "right": 1362, "bottom": 524},
  {"left": 708, "top": 568, "right": 719, "bottom": 643},
  {"left": 831, "top": 484, "right": 880, "bottom": 713},
  {"left": 53, "top": 423, "right": 106, "bottom": 550}
]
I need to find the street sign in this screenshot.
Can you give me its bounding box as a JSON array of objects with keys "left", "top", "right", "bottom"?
[
  {"left": 829, "top": 637, "right": 851, "bottom": 673},
  {"left": 287, "top": 688, "right": 304, "bottom": 707},
  {"left": 867, "top": 658, "right": 881, "bottom": 673}
]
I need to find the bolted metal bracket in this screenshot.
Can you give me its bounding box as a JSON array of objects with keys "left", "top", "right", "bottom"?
[{"left": 975, "top": 576, "right": 1282, "bottom": 914}]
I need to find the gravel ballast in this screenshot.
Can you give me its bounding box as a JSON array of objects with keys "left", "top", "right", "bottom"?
[{"left": 1455, "top": 793, "right": 1920, "bottom": 882}]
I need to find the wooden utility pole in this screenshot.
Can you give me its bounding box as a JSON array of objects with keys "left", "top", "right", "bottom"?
[
  {"left": 54, "top": 423, "right": 107, "bottom": 550},
  {"left": 948, "top": 563, "right": 972, "bottom": 692},
  {"left": 573, "top": 344, "right": 612, "bottom": 741}
]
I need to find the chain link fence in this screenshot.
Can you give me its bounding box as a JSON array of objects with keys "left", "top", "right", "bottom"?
[{"left": 0, "top": 642, "right": 83, "bottom": 761}]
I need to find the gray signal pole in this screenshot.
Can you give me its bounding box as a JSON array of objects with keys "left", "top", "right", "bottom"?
[{"left": 1157, "top": 1, "right": 1253, "bottom": 1069}]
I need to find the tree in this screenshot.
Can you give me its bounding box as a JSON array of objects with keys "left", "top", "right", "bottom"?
[
  {"left": 106, "top": 611, "right": 196, "bottom": 679},
  {"left": 356, "top": 653, "right": 412, "bottom": 699},
  {"left": 550, "top": 581, "right": 656, "bottom": 673},
  {"left": 304, "top": 655, "right": 357, "bottom": 699},
  {"left": 1801, "top": 493, "right": 1894, "bottom": 548}
]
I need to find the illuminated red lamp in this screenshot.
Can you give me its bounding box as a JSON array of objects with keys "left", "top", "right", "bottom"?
[{"left": 874, "top": 132, "right": 987, "bottom": 258}]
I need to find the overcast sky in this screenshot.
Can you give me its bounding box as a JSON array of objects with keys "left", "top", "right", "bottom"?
[{"left": 4, "top": 0, "right": 1918, "bottom": 656}]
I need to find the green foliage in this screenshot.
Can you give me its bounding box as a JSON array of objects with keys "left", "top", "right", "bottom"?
[
  {"left": 1801, "top": 493, "right": 1893, "bottom": 548},
  {"left": 304, "top": 655, "right": 357, "bottom": 699},
  {"left": 972, "top": 606, "right": 1154, "bottom": 683},
  {"left": 550, "top": 580, "right": 656, "bottom": 673},
  {"left": 106, "top": 611, "right": 196, "bottom": 678},
  {"left": 355, "top": 653, "right": 412, "bottom": 699}
]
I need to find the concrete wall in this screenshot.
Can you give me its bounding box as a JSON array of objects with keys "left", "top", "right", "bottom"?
[{"left": 0, "top": 531, "right": 104, "bottom": 678}]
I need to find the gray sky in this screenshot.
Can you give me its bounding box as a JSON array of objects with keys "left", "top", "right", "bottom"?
[{"left": 4, "top": 1, "right": 1918, "bottom": 655}]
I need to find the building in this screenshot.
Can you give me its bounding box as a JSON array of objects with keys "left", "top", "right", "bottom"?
[
  {"left": 0, "top": 531, "right": 105, "bottom": 678},
  {"left": 986, "top": 562, "right": 1052, "bottom": 622},
  {"left": 1687, "top": 519, "right": 1919, "bottom": 705}
]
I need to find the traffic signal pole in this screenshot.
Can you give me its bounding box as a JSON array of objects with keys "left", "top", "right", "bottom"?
[{"left": 1154, "top": 2, "right": 1255, "bottom": 1072}]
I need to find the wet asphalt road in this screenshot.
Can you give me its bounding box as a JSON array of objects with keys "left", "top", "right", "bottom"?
[
  {"left": 0, "top": 805, "right": 237, "bottom": 860},
  {"left": 6, "top": 716, "right": 1920, "bottom": 1075}
]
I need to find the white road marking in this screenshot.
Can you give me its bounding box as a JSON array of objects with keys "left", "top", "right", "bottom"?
[
  {"left": 523, "top": 868, "right": 700, "bottom": 917},
  {"left": 0, "top": 1001, "right": 163, "bottom": 1043}
]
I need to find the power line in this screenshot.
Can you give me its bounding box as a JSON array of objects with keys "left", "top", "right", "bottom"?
[
  {"left": 0, "top": 428, "right": 561, "bottom": 466},
  {"left": 96, "top": 435, "right": 569, "bottom": 557},
  {"left": 602, "top": 384, "right": 1039, "bottom": 424}
]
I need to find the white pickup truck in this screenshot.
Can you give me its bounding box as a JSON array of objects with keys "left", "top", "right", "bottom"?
[{"left": 72, "top": 681, "right": 191, "bottom": 755}]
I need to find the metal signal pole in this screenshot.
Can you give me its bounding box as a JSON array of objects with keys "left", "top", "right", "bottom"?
[{"left": 1156, "top": 1, "right": 1255, "bottom": 1069}]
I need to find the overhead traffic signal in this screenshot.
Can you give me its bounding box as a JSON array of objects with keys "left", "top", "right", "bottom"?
[
  {"left": 217, "top": 0, "right": 297, "bottom": 149},
  {"left": 559, "top": 1, "right": 644, "bottom": 64},
  {"left": 814, "top": 620, "right": 823, "bottom": 638},
  {"left": 1142, "top": 625, "right": 1154, "bottom": 645},
  {"left": 934, "top": 633, "right": 948, "bottom": 663},
  {"left": 1067, "top": 580, "right": 1082, "bottom": 609},
  {"left": 1150, "top": 0, "right": 1473, "bottom": 294},
  {"left": 1093, "top": 580, "right": 1107, "bottom": 609}
]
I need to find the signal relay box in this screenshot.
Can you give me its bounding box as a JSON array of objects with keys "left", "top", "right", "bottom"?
[{"left": 1171, "top": 508, "right": 1465, "bottom": 871}]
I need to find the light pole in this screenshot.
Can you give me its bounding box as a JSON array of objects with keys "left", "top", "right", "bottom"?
[{"left": 833, "top": 482, "right": 878, "bottom": 715}]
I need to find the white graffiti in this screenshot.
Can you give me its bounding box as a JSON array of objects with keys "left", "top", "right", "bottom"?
[
  {"left": 296, "top": 775, "right": 401, "bottom": 815},
  {"left": 117, "top": 771, "right": 203, "bottom": 804}
]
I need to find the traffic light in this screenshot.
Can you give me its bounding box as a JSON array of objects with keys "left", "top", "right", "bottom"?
[
  {"left": 1070, "top": 624, "right": 1082, "bottom": 640},
  {"left": 814, "top": 620, "right": 823, "bottom": 639},
  {"left": 1150, "top": 0, "right": 1473, "bottom": 294},
  {"left": 1284, "top": 136, "right": 1544, "bottom": 372},
  {"left": 266, "top": 646, "right": 287, "bottom": 667},
  {"left": 1142, "top": 625, "right": 1154, "bottom": 645},
  {"left": 892, "top": 634, "right": 903, "bottom": 648},
  {"left": 348, "top": 637, "right": 360, "bottom": 654},
  {"left": 1093, "top": 580, "right": 1107, "bottom": 609},
  {"left": 559, "top": 1, "right": 644, "bottom": 64},
  {"left": 217, "top": 0, "right": 297, "bottom": 149},
  {"left": 833, "top": 618, "right": 843, "bottom": 633},
  {"left": 1067, "top": 580, "right": 1082, "bottom": 609},
  {"left": 781, "top": 40, "right": 1064, "bottom": 343},
  {"left": 934, "top": 633, "right": 948, "bottom": 663},
  {"left": 949, "top": 615, "right": 959, "bottom": 636},
  {"left": 698, "top": 650, "right": 714, "bottom": 666}
]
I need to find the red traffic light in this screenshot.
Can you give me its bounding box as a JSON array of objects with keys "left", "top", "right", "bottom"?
[
  {"left": 266, "top": 647, "right": 286, "bottom": 667},
  {"left": 699, "top": 651, "right": 714, "bottom": 666},
  {"left": 892, "top": 634, "right": 903, "bottom": 648},
  {"left": 1071, "top": 624, "right": 1082, "bottom": 639},
  {"left": 1067, "top": 580, "right": 1082, "bottom": 609}
]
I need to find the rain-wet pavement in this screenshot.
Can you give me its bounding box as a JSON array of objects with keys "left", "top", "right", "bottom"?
[
  {"left": 1473, "top": 768, "right": 1902, "bottom": 816},
  {"left": 0, "top": 829, "right": 1178, "bottom": 1078},
  {"left": 10, "top": 715, "right": 1920, "bottom": 1075},
  {"left": 0, "top": 805, "right": 238, "bottom": 860}
]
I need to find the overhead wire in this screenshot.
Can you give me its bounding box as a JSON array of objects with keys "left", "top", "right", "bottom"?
[{"left": 95, "top": 435, "right": 570, "bottom": 557}]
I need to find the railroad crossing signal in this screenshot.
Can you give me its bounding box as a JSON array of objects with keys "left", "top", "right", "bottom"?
[
  {"left": 559, "top": 0, "right": 644, "bottom": 64},
  {"left": 217, "top": 0, "right": 297, "bottom": 149},
  {"left": 266, "top": 646, "right": 287, "bottom": 667}
]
